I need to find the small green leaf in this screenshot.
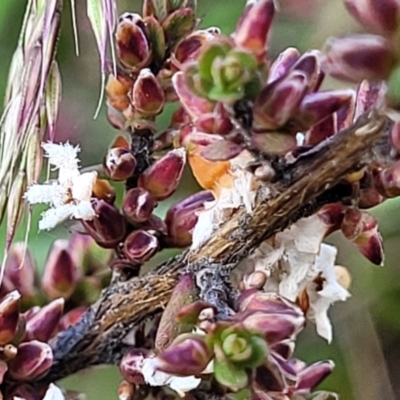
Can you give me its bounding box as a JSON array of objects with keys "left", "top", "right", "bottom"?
[{"left": 214, "top": 359, "right": 248, "bottom": 392}]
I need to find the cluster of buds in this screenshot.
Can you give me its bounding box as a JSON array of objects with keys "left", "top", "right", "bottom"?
[
  {"left": 118, "top": 287, "right": 335, "bottom": 399},
  {"left": 0, "top": 234, "right": 114, "bottom": 398},
  {"left": 106, "top": 0, "right": 198, "bottom": 129}
]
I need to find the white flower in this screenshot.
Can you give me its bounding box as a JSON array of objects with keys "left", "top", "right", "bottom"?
[
  {"left": 24, "top": 142, "right": 97, "bottom": 230},
  {"left": 142, "top": 357, "right": 201, "bottom": 397},
  {"left": 243, "top": 214, "right": 351, "bottom": 342},
  {"left": 191, "top": 167, "right": 260, "bottom": 250}
]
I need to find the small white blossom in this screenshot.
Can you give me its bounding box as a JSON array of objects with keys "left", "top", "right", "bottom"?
[
  {"left": 142, "top": 357, "right": 201, "bottom": 397},
  {"left": 191, "top": 167, "right": 260, "bottom": 250},
  {"left": 243, "top": 214, "right": 351, "bottom": 342},
  {"left": 24, "top": 142, "right": 97, "bottom": 230}
]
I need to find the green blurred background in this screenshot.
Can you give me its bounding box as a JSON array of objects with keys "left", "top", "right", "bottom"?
[{"left": 1, "top": 0, "right": 400, "bottom": 399}]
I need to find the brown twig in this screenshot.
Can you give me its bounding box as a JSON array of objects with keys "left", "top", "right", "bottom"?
[{"left": 38, "top": 110, "right": 389, "bottom": 384}]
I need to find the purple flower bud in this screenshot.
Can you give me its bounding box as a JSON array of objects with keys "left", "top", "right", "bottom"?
[
  {"left": 295, "top": 360, "right": 334, "bottom": 393},
  {"left": 164, "top": 191, "right": 214, "bottom": 248},
  {"left": 4, "top": 242, "right": 36, "bottom": 299},
  {"left": 42, "top": 240, "right": 79, "bottom": 300},
  {"left": 172, "top": 29, "right": 218, "bottom": 70},
  {"left": 234, "top": 0, "right": 275, "bottom": 58},
  {"left": 9, "top": 340, "right": 53, "bottom": 381},
  {"left": 292, "top": 50, "right": 324, "bottom": 92},
  {"left": 140, "top": 214, "right": 168, "bottom": 235},
  {"left": 58, "top": 306, "right": 87, "bottom": 331},
  {"left": 297, "top": 90, "right": 354, "bottom": 129},
  {"left": 123, "top": 188, "right": 155, "bottom": 224},
  {"left": 194, "top": 103, "right": 234, "bottom": 136},
  {"left": 138, "top": 148, "right": 186, "bottom": 200},
  {"left": 323, "top": 35, "right": 397, "bottom": 82},
  {"left": 374, "top": 162, "right": 400, "bottom": 198},
  {"left": 103, "top": 147, "right": 137, "bottom": 181},
  {"left": 131, "top": 69, "right": 165, "bottom": 117},
  {"left": 242, "top": 310, "right": 305, "bottom": 344},
  {"left": 200, "top": 140, "right": 244, "bottom": 162},
  {"left": 123, "top": 230, "right": 159, "bottom": 264},
  {"left": 0, "top": 291, "right": 21, "bottom": 345},
  {"left": 341, "top": 208, "right": 384, "bottom": 265},
  {"left": 253, "top": 71, "right": 308, "bottom": 130},
  {"left": 268, "top": 47, "right": 300, "bottom": 83},
  {"left": 82, "top": 200, "right": 127, "bottom": 248},
  {"left": 24, "top": 298, "right": 64, "bottom": 342},
  {"left": 155, "top": 333, "right": 213, "bottom": 376},
  {"left": 304, "top": 114, "right": 336, "bottom": 146},
  {"left": 172, "top": 72, "right": 215, "bottom": 119},
  {"left": 344, "top": 0, "right": 400, "bottom": 35},
  {"left": 116, "top": 13, "right": 151, "bottom": 71},
  {"left": 120, "top": 349, "right": 147, "bottom": 385}
]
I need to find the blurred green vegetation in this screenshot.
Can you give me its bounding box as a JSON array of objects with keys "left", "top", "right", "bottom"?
[{"left": 1, "top": 0, "right": 400, "bottom": 399}]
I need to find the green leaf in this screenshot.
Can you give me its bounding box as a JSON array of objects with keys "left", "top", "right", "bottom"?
[{"left": 214, "top": 359, "right": 248, "bottom": 392}]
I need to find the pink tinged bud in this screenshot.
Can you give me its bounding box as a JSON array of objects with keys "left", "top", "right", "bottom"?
[
  {"left": 116, "top": 13, "right": 151, "bottom": 71},
  {"left": 82, "top": 200, "right": 127, "bottom": 248},
  {"left": 234, "top": 0, "right": 275, "bottom": 57},
  {"left": 317, "top": 203, "right": 345, "bottom": 235},
  {"left": 164, "top": 191, "right": 214, "bottom": 248},
  {"left": 323, "top": 35, "right": 397, "bottom": 82},
  {"left": 304, "top": 114, "right": 336, "bottom": 146},
  {"left": 268, "top": 47, "right": 300, "bottom": 83},
  {"left": 358, "top": 187, "right": 384, "bottom": 209},
  {"left": 4, "top": 242, "right": 36, "bottom": 299},
  {"left": 103, "top": 147, "right": 137, "bottom": 181},
  {"left": 24, "top": 298, "right": 64, "bottom": 342},
  {"left": 156, "top": 333, "right": 213, "bottom": 376},
  {"left": 336, "top": 94, "right": 355, "bottom": 132},
  {"left": 138, "top": 148, "right": 186, "bottom": 200},
  {"left": 296, "top": 360, "right": 334, "bottom": 393},
  {"left": 253, "top": 71, "right": 308, "bottom": 130},
  {"left": 344, "top": 0, "right": 400, "bottom": 35},
  {"left": 9, "top": 340, "right": 53, "bottom": 381},
  {"left": 172, "top": 30, "right": 217, "bottom": 69},
  {"left": 292, "top": 50, "right": 324, "bottom": 92},
  {"left": 120, "top": 349, "right": 147, "bottom": 385},
  {"left": 131, "top": 69, "right": 165, "bottom": 117},
  {"left": 242, "top": 310, "right": 305, "bottom": 344},
  {"left": 374, "top": 162, "right": 400, "bottom": 197},
  {"left": 172, "top": 72, "right": 215, "bottom": 119},
  {"left": 0, "top": 291, "right": 21, "bottom": 345},
  {"left": 341, "top": 208, "right": 384, "bottom": 265},
  {"left": 140, "top": 214, "right": 168, "bottom": 235},
  {"left": 354, "top": 80, "right": 387, "bottom": 120},
  {"left": 194, "top": 103, "right": 234, "bottom": 135},
  {"left": 123, "top": 188, "right": 155, "bottom": 224},
  {"left": 200, "top": 140, "right": 244, "bottom": 162},
  {"left": 123, "top": 230, "right": 159, "bottom": 264},
  {"left": 58, "top": 306, "right": 87, "bottom": 331},
  {"left": 297, "top": 90, "right": 354, "bottom": 129},
  {"left": 42, "top": 240, "right": 79, "bottom": 300}
]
